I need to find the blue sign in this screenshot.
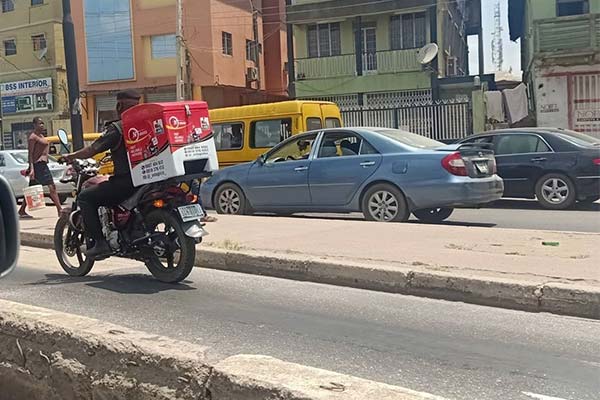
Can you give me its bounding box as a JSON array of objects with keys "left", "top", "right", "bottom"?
[{"left": 1, "top": 96, "right": 16, "bottom": 114}]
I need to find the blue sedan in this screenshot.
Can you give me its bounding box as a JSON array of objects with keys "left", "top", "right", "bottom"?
[{"left": 201, "top": 128, "right": 504, "bottom": 222}]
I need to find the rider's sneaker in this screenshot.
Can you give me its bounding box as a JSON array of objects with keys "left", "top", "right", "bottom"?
[{"left": 85, "top": 240, "right": 111, "bottom": 259}]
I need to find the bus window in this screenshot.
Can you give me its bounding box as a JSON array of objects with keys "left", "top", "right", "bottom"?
[
  {"left": 251, "top": 118, "right": 292, "bottom": 148},
  {"left": 214, "top": 122, "right": 244, "bottom": 150},
  {"left": 306, "top": 117, "right": 322, "bottom": 131},
  {"left": 325, "top": 118, "right": 341, "bottom": 128}
]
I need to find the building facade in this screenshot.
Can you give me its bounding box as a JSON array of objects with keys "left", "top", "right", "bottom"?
[
  {"left": 509, "top": 0, "right": 600, "bottom": 137},
  {"left": 71, "top": 0, "right": 288, "bottom": 133},
  {"left": 0, "top": 0, "right": 70, "bottom": 150},
  {"left": 286, "top": 0, "right": 482, "bottom": 108}
]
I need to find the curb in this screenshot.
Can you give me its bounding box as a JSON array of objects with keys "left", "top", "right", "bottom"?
[
  {"left": 0, "top": 299, "right": 445, "bottom": 400},
  {"left": 20, "top": 231, "right": 600, "bottom": 320}
]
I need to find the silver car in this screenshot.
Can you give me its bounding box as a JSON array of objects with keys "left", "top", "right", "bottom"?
[{"left": 0, "top": 150, "right": 72, "bottom": 203}]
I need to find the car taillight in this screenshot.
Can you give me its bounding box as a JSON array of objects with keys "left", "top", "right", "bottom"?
[
  {"left": 441, "top": 152, "right": 467, "bottom": 176},
  {"left": 490, "top": 158, "right": 497, "bottom": 175},
  {"left": 593, "top": 158, "right": 600, "bottom": 166}
]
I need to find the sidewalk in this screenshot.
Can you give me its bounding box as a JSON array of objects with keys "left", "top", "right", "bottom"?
[{"left": 19, "top": 207, "right": 600, "bottom": 319}]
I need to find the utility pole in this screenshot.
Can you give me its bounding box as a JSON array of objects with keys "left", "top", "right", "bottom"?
[
  {"left": 176, "top": 0, "right": 187, "bottom": 101},
  {"left": 251, "top": 0, "right": 261, "bottom": 90},
  {"left": 62, "top": 0, "right": 83, "bottom": 150}
]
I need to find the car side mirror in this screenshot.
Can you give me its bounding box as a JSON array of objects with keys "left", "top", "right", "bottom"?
[
  {"left": 57, "top": 128, "right": 69, "bottom": 152},
  {"left": 0, "top": 175, "right": 19, "bottom": 278}
]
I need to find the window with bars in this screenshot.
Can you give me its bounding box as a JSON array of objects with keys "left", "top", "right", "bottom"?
[
  {"left": 246, "top": 39, "right": 257, "bottom": 62},
  {"left": 1, "top": 0, "right": 14, "bottom": 12},
  {"left": 32, "top": 34, "right": 47, "bottom": 51},
  {"left": 307, "top": 23, "right": 341, "bottom": 58},
  {"left": 390, "top": 12, "right": 427, "bottom": 50},
  {"left": 3, "top": 39, "right": 16, "bottom": 56},
  {"left": 222, "top": 32, "right": 233, "bottom": 56},
  {"left": 557, "top": 0, "right": 589, "bottom": 16}
]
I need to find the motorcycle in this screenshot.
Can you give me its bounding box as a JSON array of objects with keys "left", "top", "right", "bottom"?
[{"left": 53, "top": 129, "right": 208, "bottom": 283}]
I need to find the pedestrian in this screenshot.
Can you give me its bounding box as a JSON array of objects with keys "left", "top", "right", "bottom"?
[{"left": 18, "top": 117, "right": 63, "bottom": 219}]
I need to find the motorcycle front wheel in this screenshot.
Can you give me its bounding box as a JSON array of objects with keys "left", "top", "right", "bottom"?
[
  {"left": 54, "top": 214, "right": 95, "bottom": 277},
  {"left": 144, "top": 210, "right": 196, "bottom": 283}
]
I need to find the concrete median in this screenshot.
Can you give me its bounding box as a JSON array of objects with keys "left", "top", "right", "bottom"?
[{"left": 0, "top": 299, "right": 445, "bottom": 400}]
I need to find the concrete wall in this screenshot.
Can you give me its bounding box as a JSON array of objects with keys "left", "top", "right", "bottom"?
[
  {"left": 533, "top": 64, "right": 600, "bottom": 137},
  {"left": 0, "top": 299, "right": 444, "bottom": 400}
]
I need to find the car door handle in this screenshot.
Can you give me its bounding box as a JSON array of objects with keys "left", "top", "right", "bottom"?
[
  {"left": 531, "top": 157, "right": 547, "bottom": 162},
  {"left": 360, "top": 161, "right": 376, "bottom": 167},
  {"left": 294, "top": 166, "right": 308, "bottom": 172}
]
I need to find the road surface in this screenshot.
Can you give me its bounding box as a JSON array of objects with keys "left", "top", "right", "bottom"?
[
  {"left": 290, "top": 199, "right": 600, "bottom": 233},
  {"left": 1, "top": 247, "right": 598, "bottom": 400}
]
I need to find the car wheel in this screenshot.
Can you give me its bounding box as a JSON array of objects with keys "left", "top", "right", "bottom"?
[
  {"left": 214, "top": 183, "right": 248, "bottom": 215},
  {"left": 413, "top": 207, "right": 454, "bottom": 223},
  {"left": 535, "top": 173, "right": 576, "bottom": 210},
  {"left": 361, "top": 184, "right": 409, "bottom": 222}
]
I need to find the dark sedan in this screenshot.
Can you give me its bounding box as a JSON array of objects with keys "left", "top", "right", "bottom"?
[{"left": 458, "top": 128, "right": 600, "bottom": 209}]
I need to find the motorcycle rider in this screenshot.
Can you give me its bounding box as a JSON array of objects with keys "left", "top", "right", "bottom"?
[{"left": 62, "top": 90, "right": 141, "bottom": 258}]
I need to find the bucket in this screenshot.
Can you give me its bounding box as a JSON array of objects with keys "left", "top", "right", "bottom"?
[{"left": 23, "top": 185, "right": 46, "bottom": 212}]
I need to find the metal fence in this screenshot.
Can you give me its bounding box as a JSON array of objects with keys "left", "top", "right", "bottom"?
[{"left": 341, "top": 100, "right": 472, "bottom": 142}]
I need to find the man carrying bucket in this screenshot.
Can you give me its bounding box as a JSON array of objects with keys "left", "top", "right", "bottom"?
[{"left": 18, "top": 117, "right": 62, "bottom": 218}]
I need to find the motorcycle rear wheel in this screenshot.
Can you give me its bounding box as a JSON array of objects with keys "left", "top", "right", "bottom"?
[
  {"left": 144, "top": 210, "right": 196, "bottom": 283},
  {"left": 54, "top": 215, "right": 95, "bottom": 277}
]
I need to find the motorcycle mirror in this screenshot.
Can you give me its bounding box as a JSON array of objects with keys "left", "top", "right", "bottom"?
[
  {"left": 0, "top": 175, "right": 19, "bottom": 279},
  {"left": 57, "top": 129, "right": 69, "bottom": 150}
]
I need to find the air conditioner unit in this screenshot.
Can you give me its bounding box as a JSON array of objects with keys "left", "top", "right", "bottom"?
[
  {"left": 446, "top": 57, "right": 458, "bottom": 77},
  {"left": 247, "top": 67, "right": 259, "bottom": 82}
]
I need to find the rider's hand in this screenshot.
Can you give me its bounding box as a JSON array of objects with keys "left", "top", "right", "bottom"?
[{"left": 60, "top": 153, "right": 75, "bottom": 164}]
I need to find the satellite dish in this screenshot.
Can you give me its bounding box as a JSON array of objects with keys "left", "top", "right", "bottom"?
[
  {"left": 417, "top": 43, "right": 439, "bottom": 65},
  {"left": 35, "top": 47, "right": 48, "bottom": 61}
]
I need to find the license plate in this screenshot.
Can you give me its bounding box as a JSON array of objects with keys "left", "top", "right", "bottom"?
[
  {"left": 475, "top": 162, "right": 489, "bottom": 174},
  {"left": 177, "top": 204, "right": 205, "bottom": 222}
]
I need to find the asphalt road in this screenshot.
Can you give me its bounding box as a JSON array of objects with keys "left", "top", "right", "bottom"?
[
  {"left": 288, "top": 199, "right": 600, "bottom": 233},
  {"left": 1, "top": 247, "right": 598, "bottom": 400}
]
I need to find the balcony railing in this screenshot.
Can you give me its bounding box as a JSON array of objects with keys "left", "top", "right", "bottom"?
[
  {"left": 295, "top": 49, "right": 422, "bottom": 80},
  {"left": 535, "top": 13, "right": 600, "bottom": 54},
  {"left": 295, "top": 54, "right": 355, "bottom": 80},
  {"left": 376, "top": 49, "right": 421, "bottom": 73}
]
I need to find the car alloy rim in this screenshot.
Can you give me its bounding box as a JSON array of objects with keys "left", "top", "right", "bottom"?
[
  {"left": 368, "top": 190, "right": 399, "bottom": 221},
  {"left": 541, "top": 178, "right": 569, "bottom": 204},
  {"left": 219, "top": 189, "right": 241, "bottom": 214}
]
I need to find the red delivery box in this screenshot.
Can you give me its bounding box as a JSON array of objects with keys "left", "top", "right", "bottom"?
[{"left": 122, "top": 101, "right": 219, "bottom": 187}]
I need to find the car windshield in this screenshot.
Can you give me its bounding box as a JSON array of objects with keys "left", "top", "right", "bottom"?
[
  {"left": 371, "top": 128, "right": 443, "bottom": 149},
  {"left": 554, "top": 130, "right": 600, "bottom": 147}
]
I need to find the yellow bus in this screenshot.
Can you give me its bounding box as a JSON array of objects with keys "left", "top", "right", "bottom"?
[
  {"left": 209, "top": 100, "right": 342, "bottom": 167},
  {"left": 47, "top": 133, "right": 113, "bottom": 175}
]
